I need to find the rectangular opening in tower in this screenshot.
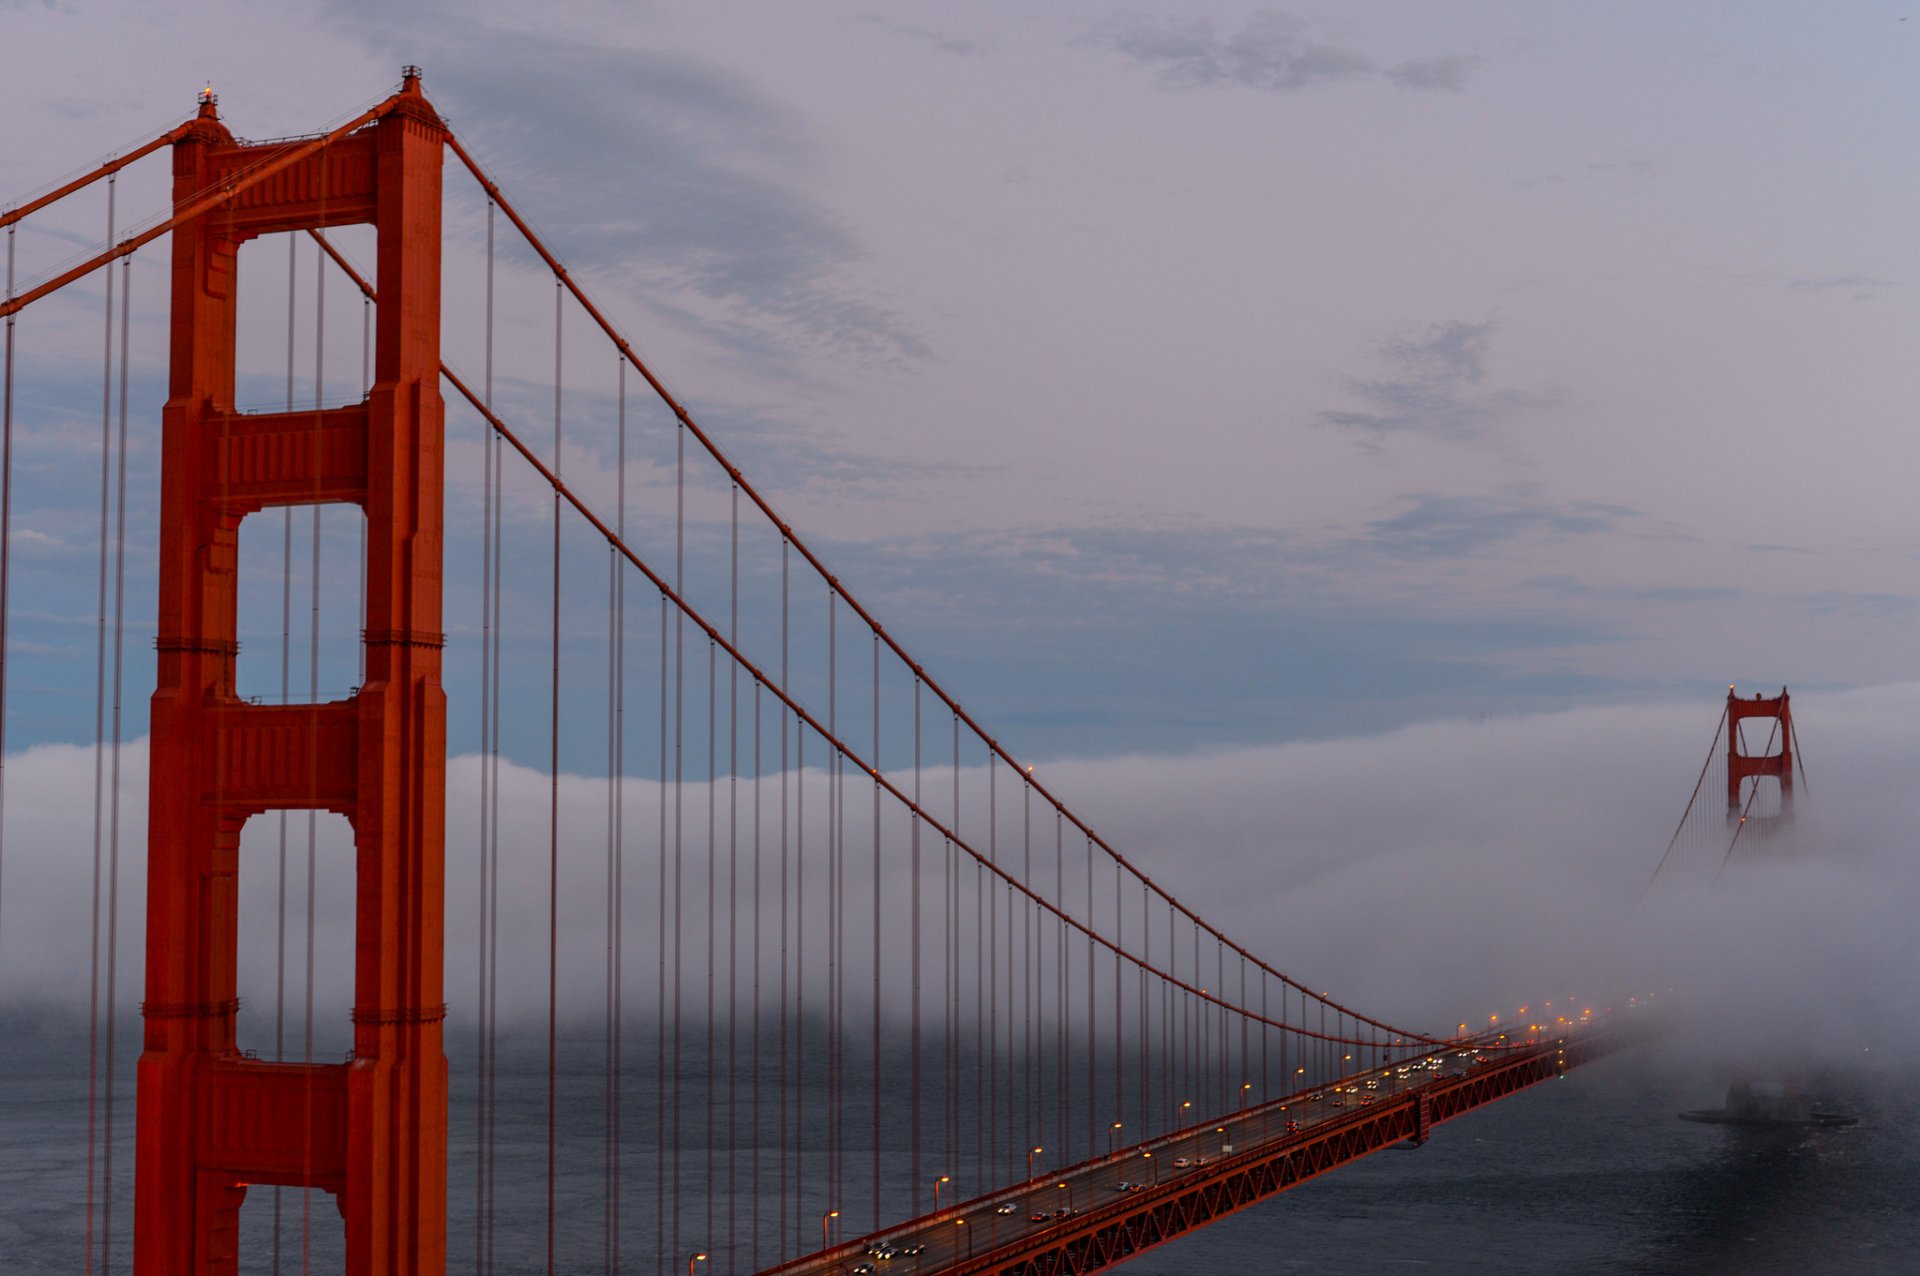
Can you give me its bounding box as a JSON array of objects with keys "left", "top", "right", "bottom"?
[
  {"left": 1731, "top": 715, "right": 1787, "bottom": 758},
  {"left": 235, "top": 1180, "right": 346, "bottom": 1275},
  {"left": 234, "top": 228, "right": 378, "bottom": 414},
  {"left": 234, "top": 504, "right": 367, "bottom": 707},
  {"left": 233, "top": 808, "right": 356, "bottom": 1065},
  {"left": 1737, "top": 774, "right": 1785, "bottom": 820}
]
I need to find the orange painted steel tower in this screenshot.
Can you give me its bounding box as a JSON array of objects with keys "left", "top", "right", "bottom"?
[
  {"left": 134, "top": 73, "right": 449, "bottom": 1274},
  {"left": 1726, "top": 686, "right": 1793, "bottom": 820}
]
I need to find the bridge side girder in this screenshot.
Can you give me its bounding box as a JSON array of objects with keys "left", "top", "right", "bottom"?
[{"left": 939, "top": 1031, "right": 1627, "bottom": 1276}]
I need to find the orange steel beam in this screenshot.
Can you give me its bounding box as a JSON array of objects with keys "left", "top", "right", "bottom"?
[
  {"left": 441, "top": 133, "right": 1442, "bottom": 1049},
  {"left": 134, "top": 72, "right": 448, "bottom": 1276},
  {"left": 915, "top": 1027, "right": 1631, "bottom": 1276}
]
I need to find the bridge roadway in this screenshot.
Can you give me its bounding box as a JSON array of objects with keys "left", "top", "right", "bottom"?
[{"left": 768, "top": 1015, "right": 1635, "bottom": 1276}]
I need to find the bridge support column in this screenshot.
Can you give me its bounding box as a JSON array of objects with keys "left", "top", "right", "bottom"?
[{"left": 134, "top": 74, "right": 447, "bottom": 1276}]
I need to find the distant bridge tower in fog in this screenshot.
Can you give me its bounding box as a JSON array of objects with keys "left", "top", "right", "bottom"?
[
  {"left": 1647, "top": 683, "right": 1809, "bottom": 887},
  {"left": 1726, "top": 685, "right": 1794, "bottom": 824}
]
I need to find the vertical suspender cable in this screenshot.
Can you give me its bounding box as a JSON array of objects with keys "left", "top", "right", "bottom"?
[
  {"left": 1021, "top": 778, "right": 1032, "bottom": 1169},
  {"left": 794, "top": 721, "right": 806, "bottom": 1255},
  {"left": 778, "top": 536, "right": 790, "bottom": 1256},
  {"left": 827, "top": 591, "right": 839, "bottom": 1212},
  {"left": 947, "top": 715, "right": 958, "bottom": 1182},
  {"left": 671, "top": 418, "right": 685, "bottom": 1269},
  {"left": 751, "top": 653, "right": 763, "bottom": 1272},
  {"left": 870, "top": 631, "right": 881, "bottom": 1228},
  {"left": 85, "top": 173, "right": 116, "bottom": 1276},
  {"left": 1139, "top": 882, "right": 1149, "bottom": 1127},
  {"left": 1114, "top": 858, "right": 1122, "bottom": 1136},
  {"left": 656, "top": 592, "right": 669, "bottom": 1275},
  {"left": 474, "top": 363, "right": 492, "bottom": 1271},
  {"left": 485, "top": 200, "right": 504, "bottom": 1276},
  {"left": 987, "top": 756, "right": 997, "bottom": 1183},
  {"left": 972, "top": 764, "right": 982, "bottom": 1180},
  {"left": 101, "top": 249, "right": 133, "bottom": 1274},
  {"left": 728, "top": 484, "right": 741, "bottom": 1268},
  {"left": 275, "top": 230, "right": 296, "bottom": 1276},
  {"left": 0, "top": 222, "right": 15, "bottom": 1007},
  {"left": 909, "top": 676, "right": 921, "bottom": 1203},
  {"left": 610, "top": 356, "right": 626, "bottom": 1276},
  {"left": 603, "top": 404, "right": 617, "bottom": 1272},
  {"left": 475, "top": 200, "right": 494, "bottom": 1276},
  {"left": 1086, "top": 835, "right": 1097, "bottom": 1154},
  {"left": 547, "top": 278, "right": 563, "bottom": 1276},
  {"left": 1055, "top": 812, "right": 1065, "bottom": 1160},
  {"left": 705, "top": 634, "right": 716, "bottom": 1259}
]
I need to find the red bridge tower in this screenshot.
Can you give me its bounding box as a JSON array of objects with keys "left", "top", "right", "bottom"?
[
  {"left": 1726, "top": 685, "right": 1794, "bottom": 822},
  {"left": 134, "top": 74, "right": 448, "bottom": 1274}
]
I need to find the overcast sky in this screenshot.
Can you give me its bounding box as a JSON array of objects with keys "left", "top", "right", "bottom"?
[{"left": 3, "top": 1, "right": 1917, "bottom": 755}]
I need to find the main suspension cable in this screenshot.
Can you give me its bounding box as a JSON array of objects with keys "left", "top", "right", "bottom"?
[{"left": 441, "top": 131, "right": 1442, "bottom": 1047}]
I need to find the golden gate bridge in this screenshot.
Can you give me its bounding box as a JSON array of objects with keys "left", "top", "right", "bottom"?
[{"left": 0, "top": 71, "right": 1647, "bottom": 1275}]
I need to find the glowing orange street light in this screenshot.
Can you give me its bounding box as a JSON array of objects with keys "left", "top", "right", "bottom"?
[
  {"left": 689, "top": 1254, "right": 708, "bottom": 1276},
  {"left": 1109, "top": 1122, "right": 1124, "bottom": 1155},
  {"left": 955, "top": 1218, "right": 972, "bottom": 1259},
  {"left": 933, "top": 1175, "right": 951, "bottom": 1213},
  {"left": 1142, "top": 1150, "right": 1158, "bottom": 1185},
  {"left": 1240, "top": 1081, "right": 1252, "bottom": 1110},
  {"left": 822, "top": 1210, "right": 839, "bottom": 1251},
  {"left": 1027, "top": 1146, "right": 1043, "bottom": 1180}
]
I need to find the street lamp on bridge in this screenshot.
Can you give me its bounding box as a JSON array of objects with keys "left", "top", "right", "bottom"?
[
  {"left": 1056, "top": 1181, "right": 1075, "bottom": 1212},
  {"left": 955, "top": 1218, "right": 972, "bottom": 1259},
  {"left": 689, "top": 1254, "right": 707, "bottom": 1276},
  {"left": 1027, "top": 1146, "right": 1043, "bottom": 1181},
  {"left": 1141, "top": 1150, "right": 1157, "bottom": 1185},
  {"left": 1109, "top": 1121, "right": 1123, "bottom": 1156},
  {"left": 933, "top": 1174, "right": 951, "bottom": 1213},
  {"left": 1240, "top": 1081, "right": 1252, "bottom": 1110},
  {"left": 822, "top": 1210, "right": 839, "bottom": 1252},
  {"left": 1176, "top": 1099, "right": 1192, "bottom": 1128}
]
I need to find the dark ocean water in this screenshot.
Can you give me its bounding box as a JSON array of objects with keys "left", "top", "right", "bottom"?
[{"left": 4, "top": 1027, "right": 1915, "bottom": 1276}]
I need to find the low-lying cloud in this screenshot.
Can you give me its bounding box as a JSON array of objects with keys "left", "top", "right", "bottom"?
[{"left": 2, "top": 685, "right": 1913, "bottom": 1076}]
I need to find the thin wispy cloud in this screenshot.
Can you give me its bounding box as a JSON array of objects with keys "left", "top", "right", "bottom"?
[
  {"left": 1099, "top": 11, "right": 1478, "bottom": 94},
  {"left": 1318, "top": 319, "right": 1549, "bottom": 442},
  {"left": 1360, "top": 492, "right": 1634, "bottom": 559},
  {"left": 1786, "top": 274, "right": 1895, "bottom": 292},
  {"left": 1383, "top": 54, "right": 1479, "bottom": 92},
  {"left": 851, "top": 13, "right": 991, "bottom": 58}
]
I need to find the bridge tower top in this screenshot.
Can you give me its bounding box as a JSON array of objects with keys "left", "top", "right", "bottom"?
[{"left": 1726, "top": 684, "right": 1793, "bottom": 820}]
